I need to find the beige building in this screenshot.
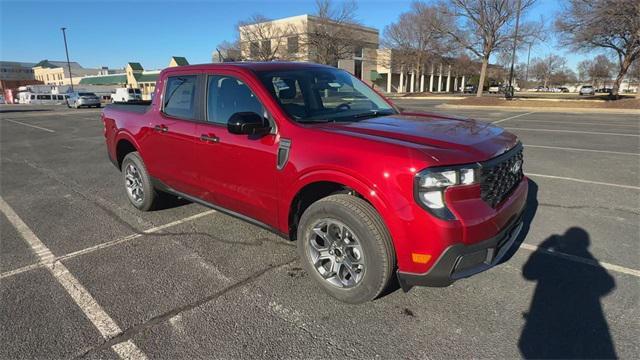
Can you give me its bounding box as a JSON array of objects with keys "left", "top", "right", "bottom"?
[
  {"left": 33, "top": 60, "right": 110, "bottom": 86},
  {"left": 238, "top": 14, "right": 380, "bottom": 84}
]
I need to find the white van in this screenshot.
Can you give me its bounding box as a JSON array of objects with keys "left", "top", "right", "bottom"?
[{"left": 111, "top": 88, "right": 142, "bottom": 103}]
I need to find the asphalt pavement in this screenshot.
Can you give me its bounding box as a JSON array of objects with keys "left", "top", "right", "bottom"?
[{"left": 1, "top": 102, "right": 638, "bottom": 359}]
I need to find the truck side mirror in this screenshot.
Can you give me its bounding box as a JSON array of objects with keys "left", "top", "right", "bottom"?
[{"left": 227, "top": 112, "right": 270, "bottom": 135}]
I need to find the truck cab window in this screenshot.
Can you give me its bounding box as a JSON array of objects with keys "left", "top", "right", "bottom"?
[
  {"left": 207, "top": 75, "right": 265, "bottom": 125},
  {"left": 163, "top": 75, "right": 197, "bottom": 119}
]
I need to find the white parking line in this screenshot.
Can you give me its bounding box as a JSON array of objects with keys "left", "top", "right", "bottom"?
[
  {"left": 512, "top": 119, "right": 640, "bottom": 128},
  {"left": 0, "top": 196, "right": 147, "bottom": 360},
  {"left": 0, "top": 210, "right": 217, "bottom": 280},
  {"left": 492, "top": 112, "right": 536, "bottom": 124},
  {"left": 504, "top": 127, "right": 640, "bottom": 137},
  {"left": 526, "top": 173, "right": 640, "bottom": 190},
  {"left": 3, "top": 119, "right": 55, "bottom": 133},
  {"left": 519, "top": 243, "right": 640, "bottom": 277},
  {"left": 524, "top": 144, "right": 640, "bottom": 156}
]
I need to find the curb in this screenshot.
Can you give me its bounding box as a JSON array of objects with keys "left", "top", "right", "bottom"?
[{"left": 435, "top": 104, "right": 640, "bottom": 114}]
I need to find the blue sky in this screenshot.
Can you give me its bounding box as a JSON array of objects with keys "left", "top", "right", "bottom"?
[{"left": 1, "top": 0, "right": 583, "bottom": 71}]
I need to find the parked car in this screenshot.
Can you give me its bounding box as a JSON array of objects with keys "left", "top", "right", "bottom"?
[
  {"left": 102, "top": 62, "right": 528, "bottom": 303},
  {"left": 558, "top": 87, "right": 570, "bottom": 93},
  {"left": 488, "top": 85, "right": 501, "bottom": 94},
  {"left": 67, "top": 91, "right": 101, "bottom": 108},
  {"left": 111, "top": 88, "right": 142, "bottom": 103},
  {"left": 579, "top": 85, "right": 595, "bottom": 96},
  {"left": 595, "top": 88, "right": 613, "bottom": 94},
  {"left": 463, "top": 84, "right": 477, "bottom": 93}
]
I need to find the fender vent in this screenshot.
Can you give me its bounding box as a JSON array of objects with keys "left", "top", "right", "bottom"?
[{"left": 277, "top": 139, "right": 291, "bottom": 170}]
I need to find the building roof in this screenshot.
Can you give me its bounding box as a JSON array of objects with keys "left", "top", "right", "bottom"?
[
  {"left": 134, "top": 72, "right": 160, "bottom": 83},
  {"left": 0, "top": 61, "right": 36, "bottom": 68},
  {"left": 34, "top": 59, "right": 82, "bottom": 69},
  {"left": 127, "top": 62, "right": 144, "bottom": 71},
  {"left": 79, "top": 73, "right": 127, "bottom": 85},
  {"left": 171, "top": 56, "right": 189, "bottom": 66}
]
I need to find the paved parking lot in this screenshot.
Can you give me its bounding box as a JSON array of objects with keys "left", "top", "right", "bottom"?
[{"left": 1, "top": 102, "right": 638, "bottom": 359}]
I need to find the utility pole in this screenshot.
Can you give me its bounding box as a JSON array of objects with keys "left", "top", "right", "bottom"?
[
  {"left": 61, "top": 27, "right": 74, "bottom": 92},
  {"left": 506, "top": 0, "right": 521, "bottom": 99},
  {"left": 525, "top": 41, "right": 532, "bottom": 84}
]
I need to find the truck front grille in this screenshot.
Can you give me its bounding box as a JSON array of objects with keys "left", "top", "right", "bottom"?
[{"left": 480, "top": 144, "right": 524, "bottom": 208}]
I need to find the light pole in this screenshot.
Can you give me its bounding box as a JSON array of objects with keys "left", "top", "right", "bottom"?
[
  {"left": 506, "top": 0, "right": 522, "bottom": 99},
  {"left": 525, "top": 41, "right": 532, "bottom": 85},
  {"left": 61, "top": 27, "right": 74, "bottom": 92}
]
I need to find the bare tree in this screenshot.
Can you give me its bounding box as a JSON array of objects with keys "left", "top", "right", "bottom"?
[
  {"left": 530, "top": 54, "right": 567, "bottom": 88},
  {"left": 431, "top": 0, "right": 537, "bottom": 97},
  {"left": 306, "top": 0, "right": 364, "bottom": 66},
  {"left": 576, "top": 55, "right": 615, "bottom": 87},
  {"left": 556, "top": 0, "right": 640, "bottom": 97},
  {"left": 383, "top": 2, "right": 449, "bottom": 91},
  {"left": 238, "top": 14, "right": 298, "bottom": 61},
  {"left": 214, "top": 40, "right": 242, "bottom": 62}
]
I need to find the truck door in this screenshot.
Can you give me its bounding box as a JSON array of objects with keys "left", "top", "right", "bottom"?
[
  {"left": 142, "top": 74, "right": 201, "bottom": 195},
  {"left": 194, "top": 73, "right": 280, "bottom": 227}
]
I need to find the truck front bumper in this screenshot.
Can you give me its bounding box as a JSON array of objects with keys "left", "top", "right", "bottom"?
[{"left": 397, "top": 212, "right": 524, "bottom": 291}]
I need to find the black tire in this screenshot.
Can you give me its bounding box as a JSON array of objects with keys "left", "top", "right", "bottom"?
[
  {"left": 297, "top": 194, "right": 395, "bottom": 304},
  {"left": 121, "top": 152, "right": 158, "bottom": 211}
]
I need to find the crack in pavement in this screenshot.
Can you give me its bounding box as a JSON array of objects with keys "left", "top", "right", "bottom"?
[
  {"left": 75, "top": 258, "right": 298, "bottom": 359},
  {"left": 539, "top": 202, "right": 640, "bottom": 216}
]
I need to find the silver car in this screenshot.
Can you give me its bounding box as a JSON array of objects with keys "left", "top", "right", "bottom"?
[
  {"left": 67, "top": 91, "right": 101, "bottom": 108},
  {"left": 579, "top": 85, "right": 594, "bottom": 96}
]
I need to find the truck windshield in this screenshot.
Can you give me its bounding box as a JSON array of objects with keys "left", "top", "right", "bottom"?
[{"left": 257, "top": 68, "right": 396, "bottom": 123}]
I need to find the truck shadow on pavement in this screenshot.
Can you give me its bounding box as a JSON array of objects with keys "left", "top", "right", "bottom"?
[{"left": 518, "top": 227, "right": 617, "bottom": 359}]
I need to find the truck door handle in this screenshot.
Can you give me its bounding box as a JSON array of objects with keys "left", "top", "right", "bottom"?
[
  {"left": 200, "top": 134, "right": 219, "bottom": 143},
  {"left": 154, "top": 125, "right": 168, "bottom": 133}
]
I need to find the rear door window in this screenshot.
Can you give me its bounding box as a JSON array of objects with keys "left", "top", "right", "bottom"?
[{"left": 163, "top": 75, "right": 198, "bottom": 119}]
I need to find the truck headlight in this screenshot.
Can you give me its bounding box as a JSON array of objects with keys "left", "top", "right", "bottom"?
[{"left": 415, "top": 167, "right": 479, "bottom": 220}]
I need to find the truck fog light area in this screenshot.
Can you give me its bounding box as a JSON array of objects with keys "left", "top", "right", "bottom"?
[
  {"left": 460, "top": 168, "right": 475, "bottom": 185},
  {"left": 420, "top": 191, "right": 444, "bottom": 209}
]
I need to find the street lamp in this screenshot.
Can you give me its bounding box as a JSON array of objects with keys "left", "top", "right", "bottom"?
[{"left": 61, "top": 27, "right": 74, "bottom": 92}]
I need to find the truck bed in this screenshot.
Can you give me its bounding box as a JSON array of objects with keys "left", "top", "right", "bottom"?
[{"left": 105, "top": 102, "right": 152, "bottom": 114}]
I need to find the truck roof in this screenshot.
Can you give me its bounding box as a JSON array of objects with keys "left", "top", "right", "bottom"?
[{"left": 161, "top": 61, "right": 334, "bottom": 74}]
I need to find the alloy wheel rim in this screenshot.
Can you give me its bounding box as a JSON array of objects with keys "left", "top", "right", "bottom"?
[
  {"left": 307, "top": 219, "right": 365, "bottom": 288},
  {"left": 125, "top": 164, "right": 144, "bottom": 203}
]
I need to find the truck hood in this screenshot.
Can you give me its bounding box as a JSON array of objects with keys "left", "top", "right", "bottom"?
[{"left": 315, "top": 113, "right": 518, "bottom": 162}]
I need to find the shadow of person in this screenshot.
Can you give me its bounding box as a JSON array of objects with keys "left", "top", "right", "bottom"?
[{"left": 518, "top": 228, "right": 617, "bottom": 359}]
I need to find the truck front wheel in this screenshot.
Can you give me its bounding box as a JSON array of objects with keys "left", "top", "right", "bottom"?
[
  {"left": 122, "top": 152, "right": 158, "bottom": 211},
  {"left": 297, "top": 194, "right": 395, "bottom": 303}
]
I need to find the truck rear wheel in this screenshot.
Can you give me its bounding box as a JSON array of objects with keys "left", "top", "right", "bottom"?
[
  {"left": 297, "top": 194, "right": 395, "bottom": 304},
  {"left": 122, "top": 152, "right": 158, "bottom": 211}
]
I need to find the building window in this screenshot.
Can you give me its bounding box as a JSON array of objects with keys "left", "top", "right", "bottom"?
[
  {"left": 250, "top": 42, "right": 259, "bottom": 58},
  {"left": 261, "top": 40, "right": 271, "bottom": 56},
  {"left": 287, "top": 36, "right": 299, "bottom": 54},
  {"left": 354, "top": 46, "right": 363, "bottom": 58}
]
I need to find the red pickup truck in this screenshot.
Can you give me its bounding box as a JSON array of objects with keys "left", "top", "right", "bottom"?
[{"left": 102, "top": 62, "right": 528, "bottom": 303}]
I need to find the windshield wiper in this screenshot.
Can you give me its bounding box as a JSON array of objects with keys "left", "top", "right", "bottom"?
[
  {"left": 296, "top": 118, "right": 334, "bottom": 123},
  {"left": 351, "top": 109, "right": 395, "bottom": 120}
]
